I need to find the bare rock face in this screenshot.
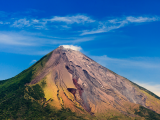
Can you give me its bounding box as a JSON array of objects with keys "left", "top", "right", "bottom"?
[{"left": 30, "top": 46, "right": 160, "bottom": 117}]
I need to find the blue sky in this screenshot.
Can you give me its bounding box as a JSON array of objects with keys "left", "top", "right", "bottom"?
[{"left": 0, "top": 0, "right": 160, "bottom": 96}]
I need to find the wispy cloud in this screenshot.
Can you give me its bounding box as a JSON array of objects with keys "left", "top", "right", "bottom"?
[
  {"left": 1, "top": 13, "right": 159, "bottom": 36},
  {"left": 44, "top": 15, "right": 95, "bottom": 24},
  {"left": 81, "top": 23, "right": 107, "bottom": 35},
  {"left": 32, "top": 19, "right": 39, "bottom": 23},
  {"left": 0, "top": 13, "right": 160, "bottom": 52},
  {"left": 0, "top": 31, "right": 94, "bottom": 48},
  {"left": 10, "top": 14, "right": 95, "bottom": 29},
  {"left": 126, "top": 16, "right": 158, "bottom": 23},
  {"left": 51, "top": 37, "right": 94, "bottom": 44},
  {"left": 30, "top": 60, "right": 37, "bottom": 64},
  {"left": 12, "top": 18, "right": 45, "bottom": 29},
  {"left": 0, "top": 32, "right": 37, "bottom": 46},
  {"left": 0, "top": 21, "right": 10, "bottom": 25},
  {"left": 0, "top": 32, "right": 53, "bottom": 46},
  {"left": 81, "top": 16, "right": 160, "bottom": 35},
  {"left": 12, "top": 18, "right": 31, "bottom": 28},
  {"left": 91, "top": 55, "right": 160, "bottom": 69}
]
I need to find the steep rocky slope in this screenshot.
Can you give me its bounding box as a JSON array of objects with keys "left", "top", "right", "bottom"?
[
  {"left": 0, "top": 46, "right": 160, "bottom": 119},
  {"left": 29, "top": 46, "right": 160, "bottom": 118}
]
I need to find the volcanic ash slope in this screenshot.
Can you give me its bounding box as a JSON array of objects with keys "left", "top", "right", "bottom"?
[{"left": 29, "top": 46, "right": 160, "bottom": 118}]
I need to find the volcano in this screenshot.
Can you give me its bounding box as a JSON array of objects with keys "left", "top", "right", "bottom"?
[{"left": 0, "top": 46, "right": 160, "bottom": 120}]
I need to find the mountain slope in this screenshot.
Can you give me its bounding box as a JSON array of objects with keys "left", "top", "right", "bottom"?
[
  {"left": 0, "top": 51, "right": 85, "bottom": 119},
  {"left": 0, "top": 46, "right": 160, "bottom": 120}
]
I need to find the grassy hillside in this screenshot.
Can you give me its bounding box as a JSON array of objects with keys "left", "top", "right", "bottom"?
[
  {"left": 0, "top": 81, "right": 85, "bottom": 119},
  {"left": 135, "top": 106, "right": 160, "bottom": 120},
  {"left": 0, "top": 51, "right": 85, "bottom": 120}
]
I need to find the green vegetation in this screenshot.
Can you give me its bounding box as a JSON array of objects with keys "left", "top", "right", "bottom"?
[
  {"left": 26, "top": 84, "right": 45, "bottom": 100},
  {"left": 135, "top": 106, "right": 160, "bottom": 120},
  {"left": 0, "top": 83, "right": 85, "bottom": 119},
  {"left": 0, "top": 51, "right": 52, "bottom": 90},
  {"left": 41, "top": 79, "right": 47, "bottom": 88},
  {"left": 0, "top": 51, "right": 85, "bottom": 120}
]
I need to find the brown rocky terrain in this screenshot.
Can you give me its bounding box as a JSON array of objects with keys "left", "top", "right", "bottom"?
[{"left": 29, "top": 46, "right": 160, "bottom": 119}]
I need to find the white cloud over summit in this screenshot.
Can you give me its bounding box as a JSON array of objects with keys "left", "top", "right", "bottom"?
[{"left": 61, "top": 45, "right": 82, "bottom": 51}]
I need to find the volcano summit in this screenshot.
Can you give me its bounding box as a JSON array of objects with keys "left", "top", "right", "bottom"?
[{"left": 0, "top": 46, "right": 160, "bottom": 119}]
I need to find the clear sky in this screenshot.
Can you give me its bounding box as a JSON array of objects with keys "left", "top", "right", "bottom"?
[{"left": 0, "top": 0, "right": 160, "bottom": 96}]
